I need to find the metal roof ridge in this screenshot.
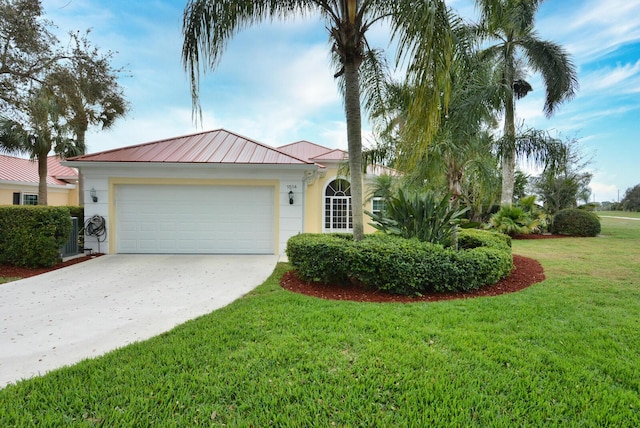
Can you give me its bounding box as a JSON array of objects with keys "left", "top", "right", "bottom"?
[
  {"left": 277, "top": 140, "right": 332, "bottom": 151},
  {"left": 309, "top": 148, "right": 348, "bottom": 160}
]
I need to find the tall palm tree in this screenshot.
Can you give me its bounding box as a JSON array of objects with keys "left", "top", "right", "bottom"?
[
  {"left": 0, "top": 88, "right": 73, "bottom": 205},
  {"left": 182, "top": 0, "right": 454, "bottom": 240},
  {"left": 476, "top": 0, "right": 578, "bottom": 205}
]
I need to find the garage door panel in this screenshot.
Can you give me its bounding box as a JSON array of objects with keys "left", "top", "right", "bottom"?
[{"left": 116, "top": 185, "right": 274, "bottom": 254}]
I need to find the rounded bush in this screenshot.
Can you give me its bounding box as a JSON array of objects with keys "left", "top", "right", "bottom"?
[
  {"left": 551, "top": 209, "right": 601, "bottom": 237},
  {"left": 286, "top": 229, "right": 513, "bottom": 296}
]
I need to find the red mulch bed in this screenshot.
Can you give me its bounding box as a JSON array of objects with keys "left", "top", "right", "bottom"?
[
  {"left": 0, "top": 254, "right": 104, "bottom": 279},
  {"left": 281, "top": 254, "right": 544, "bottom": 303},
  {"left": 280, "top": 233, "right": 557, "bottom": 303}
]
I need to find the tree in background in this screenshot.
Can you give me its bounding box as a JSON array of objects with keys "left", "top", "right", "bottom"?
[
  {"left": 0, "top": 0, "right": 57, "bottom": 116},
  {"left": 182, "top": 0, "right": 455, "bottom": 240},
  {"left": 620, "top": 185, "right": 640, "bottom": 212},
  {"left": 513, "top": 170, "right": 529, "bottom": 202},
  {"left": 530, "top": 137, "right": 592, "bottom": 215},
  {"left": 0, "top": 3, "right": 128, "bottom": 205},
  {"left": 0, "top": 87, "right": 74, "bottom": 205},
  {"left": 47, "top": 31, "right": 129, "bottom": 204},
  {"left": 476, "top": 0, "right": 578, "bottom": 205}
]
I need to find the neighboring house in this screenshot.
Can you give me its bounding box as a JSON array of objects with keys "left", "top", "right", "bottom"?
[
  {"left": 65, "top": 129, "right": 392, "bottom": 256},
  {"left": 0, "top": 155, "right": 79, "bottom": 206}
]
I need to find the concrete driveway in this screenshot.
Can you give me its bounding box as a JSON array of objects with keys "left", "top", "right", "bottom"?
[{"left": 0, "top": 254, "right": 278, "bottom": 388}]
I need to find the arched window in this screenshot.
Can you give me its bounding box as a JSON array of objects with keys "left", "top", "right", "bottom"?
[{"left": 324, "top": 179, "right": 352, "bottom": 231}]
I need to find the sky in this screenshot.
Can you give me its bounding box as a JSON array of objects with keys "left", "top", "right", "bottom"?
[{"left": 40, "top": 0, "right": 639, "bottom": 203}]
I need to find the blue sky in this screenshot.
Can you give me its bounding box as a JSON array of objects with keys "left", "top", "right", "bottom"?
[{"left": 41, "top": 0, "right": 639, "bottom": 203}]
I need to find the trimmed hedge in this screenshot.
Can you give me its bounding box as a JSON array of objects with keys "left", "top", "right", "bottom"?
[
  {"left": 0, "top": 206, "right": 72, "bottom": 267},
  {"left": 286, "top": 229, "right": 513, "bottom": 295},
  {"left": 551, "top": 208, "right": 601, "bottom": 237}
]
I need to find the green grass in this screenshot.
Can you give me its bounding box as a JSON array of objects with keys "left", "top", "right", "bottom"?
[
  {"left": 597, "top": 210, "right": 640, "bottom": 219},
  {"left": 1, "top": 218, "right": 639, "bottom": 426},
  {"left": 0, "top": 277, "right": 20, "bottom": 284}
]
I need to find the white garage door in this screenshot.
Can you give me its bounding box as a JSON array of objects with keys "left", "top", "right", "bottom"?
[{"left": 116, "top": 185, "right": 274, "bottom": 254}]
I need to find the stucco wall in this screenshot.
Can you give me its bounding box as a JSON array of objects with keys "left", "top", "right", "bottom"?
[
  {"left": 0, "top": 184, "right": 77, "bottom": 206},
  {"left": 303, "top": 166, "right": 379, "bottom": 234}
]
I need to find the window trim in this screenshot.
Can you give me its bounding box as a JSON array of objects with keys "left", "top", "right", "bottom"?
[
  {"left": 371, "top": 196, "right": 385, "bottom": 217},
  {"left": 22, "top": 193, "right": 38, "bottom": 206}
]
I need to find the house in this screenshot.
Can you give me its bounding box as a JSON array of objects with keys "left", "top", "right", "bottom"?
[
  {"left": 65, "top": 129, "right": 391, "bottom": 256},
  {"left": 0, "top": 155, "right": 78, "bottom": 206}
]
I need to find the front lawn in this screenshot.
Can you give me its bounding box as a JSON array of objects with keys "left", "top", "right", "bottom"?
[
  {"left": 598, "top": 210, "right": 640, "bottom": 219},
  {"left": 1, "top": 218, "right": 639, "bottom": 426}
]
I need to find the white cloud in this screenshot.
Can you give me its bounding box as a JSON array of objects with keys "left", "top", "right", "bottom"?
[
  {"left": 274, "top": 45, "right": 341, "bottom": 110},
  {"left": 589, "top": 181, "right": 619, "bottom": 203},
  {"left": 580, "top": 60, "right": 640, "bottom": 94},
  {"left": 539, "top": 0, "right": 640, "bottom": 63}
]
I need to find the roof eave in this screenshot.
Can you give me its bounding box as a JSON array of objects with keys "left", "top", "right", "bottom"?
[
  {"left": 0, "top": 179, "right": 76, "bottom": 189},
  {"left": 62, "top": 161, "right": 318, "bottom": 171}
]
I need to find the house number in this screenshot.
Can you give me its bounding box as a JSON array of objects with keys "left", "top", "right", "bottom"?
[{"left": 286, "top": 184, "right": 297, "bottom": 190}]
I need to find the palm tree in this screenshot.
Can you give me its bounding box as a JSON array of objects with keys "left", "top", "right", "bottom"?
[
  {"left": 476, "top": 0, "right": 578, "bottom": 205},
  {"left": 0, "top": 88, "right": 73, "bottom": 205},
  {"left": 369, "top": 44, "right": 502, "bottom": 203},
  {"left": 182, "top": 0, "right": 454, "bottom": 240}
]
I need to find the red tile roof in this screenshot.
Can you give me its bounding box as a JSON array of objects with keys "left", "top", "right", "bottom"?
[
  {"left": 0, "top": 155, "right": 78, "bottom": 186},
  {"left": 68, "top": 129, "right": 313, "bottom": 165}
]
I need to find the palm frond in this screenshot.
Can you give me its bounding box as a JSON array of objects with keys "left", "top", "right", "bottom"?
[
  {"left": 182, "top": 0, "right": 318, "bottom": 118},
  {"left": 0, "top": 117, "right": 30, "bottom": 155},
  {"left": 520, "top": 35, "right": 578, "bottom": 116}
]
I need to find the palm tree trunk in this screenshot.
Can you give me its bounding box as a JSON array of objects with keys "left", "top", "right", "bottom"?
[
  {"left": 344, "top": 58, "right": 365, "bottom": 241},
  {"left": 37, "top": 150, "right": 48, "bottom": 206},
  {"left": 501, "top": 62, "right": 517, "bottom": 206},
  {"left": 501, "top": 96, "right": 516, "bottom": 205}
]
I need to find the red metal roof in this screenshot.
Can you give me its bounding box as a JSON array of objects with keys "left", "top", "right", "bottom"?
[
  {"left": 310, "top": 148, "right": 348, "bottom": 161},
  {"left": 278, "top": 140, "right": 400, "bottom": 176},
  {"left": 0, "top": 155, "right": 77, "bottom": 186},
  {"left": 68, "top": 129, "right": 313, "bottom": 165},
  {"left": 277, "top": 140, "right": 336, "bottom": 161}
]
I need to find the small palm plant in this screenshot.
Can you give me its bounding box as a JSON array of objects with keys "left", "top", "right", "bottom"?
[
  {"left": 366, "top": 189, "right": 468, "bottom": 248},
  {"left": 487, "top": 204, "right": 540, "bottom": 236}
]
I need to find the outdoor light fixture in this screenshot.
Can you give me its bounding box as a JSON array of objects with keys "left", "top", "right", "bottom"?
[
  {"left": 90, "top": 187, "right": 98, "bottom": 203},
  {"left": 288, "top": 190, "right": 294, "bottom": 205}
]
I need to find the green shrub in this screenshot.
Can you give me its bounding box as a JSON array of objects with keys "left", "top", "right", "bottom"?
[
  {"left": 551, "top": 208, "right": 601, "bottom": 237},
  {"left": 286, "top": 229, "right": 513, "bottom": 296},
  {"left": 458, "top": 228, "right": 511, "bottom": 251},
  {"left": 366, "top": 189, "right": 467, "bottom": 247},
  {"left": 285, "top": 233, "right": 351, "bottom": 284},
  {"left": 0, "top": 206, "right": 72, "bottom": 267}
]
